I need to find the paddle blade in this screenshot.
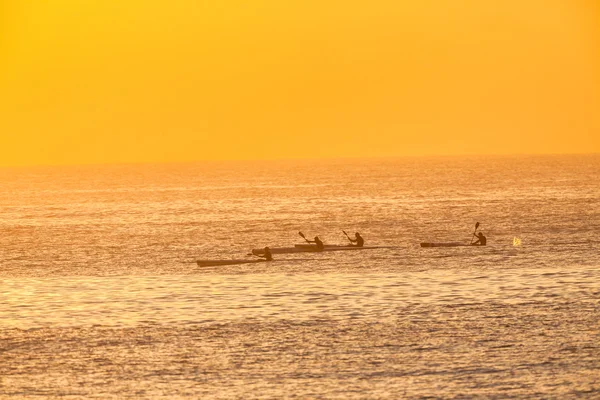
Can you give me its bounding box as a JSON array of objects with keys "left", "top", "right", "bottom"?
[
  {"left": 342, "top": 230, "right": 351, "bottom": 242},
  {"left": 298, "top": 231, "right": 306, "bottom": 239},
  {"left": 475, "top": 222, "right": 480, "bottom": 230}
]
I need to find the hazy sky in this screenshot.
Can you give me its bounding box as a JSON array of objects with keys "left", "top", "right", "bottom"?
[{"left": 1, "top": 0, "right": 598, "bottom": 166}]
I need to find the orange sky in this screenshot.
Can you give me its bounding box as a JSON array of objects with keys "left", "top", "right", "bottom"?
[{"left": 0, "top": 0, "right": 598, "bottom": 166}]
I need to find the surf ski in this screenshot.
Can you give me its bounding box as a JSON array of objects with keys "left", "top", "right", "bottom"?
[{"left": 421, "top": 223, "right": 487, "bottom": 248}]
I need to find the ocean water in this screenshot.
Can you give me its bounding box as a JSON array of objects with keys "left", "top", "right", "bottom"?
[{"left": 0, "top": 155, "right": 599, "bottom": 398}]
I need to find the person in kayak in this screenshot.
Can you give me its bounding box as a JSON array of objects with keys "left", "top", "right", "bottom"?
[
  {"left": 306, "top": 236, "right": 325, "bottom": 251},
  {"left": 257, "top": 246, "right": 273, "bottom": 261},
  {"left": 348, "top": 232, "right": 364, "bottom": 247},
  {"left": 472, "top": 232, "right": 487, "bottom": 246}
]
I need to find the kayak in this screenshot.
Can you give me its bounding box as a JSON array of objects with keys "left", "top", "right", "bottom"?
[
  {"left": 420, "top": 242, "right": 483, "bottom": 247},
  {"left": 197, "top": 259, "right": 268, "bottom": 267},
  {"left": 252, "top": 244, "right": 392, "bottom": 255},
  {"left": 295, "top": 244, "right": 355, "bottom": 249},
  {"left": 294, "top": 244, "right": 393, "bottom": 251}
]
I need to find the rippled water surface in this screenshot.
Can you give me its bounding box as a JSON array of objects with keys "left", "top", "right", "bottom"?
[{"left": 1, "top": 155, "right": 599, "bottom": 398}]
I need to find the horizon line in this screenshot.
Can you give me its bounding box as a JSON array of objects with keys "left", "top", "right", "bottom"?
[{"left": 0, "top": 151, "right": 598, "bottom": 169}]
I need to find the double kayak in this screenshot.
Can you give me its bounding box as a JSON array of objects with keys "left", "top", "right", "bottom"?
[{"left": 252, "top": 244, "right": 393, "bottom": 255}]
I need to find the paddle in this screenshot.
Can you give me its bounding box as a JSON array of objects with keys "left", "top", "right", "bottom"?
[
  {"left": 298, "top": 231, "right": 311, "bottom": 243},
  {"left": 469, "top": 222, "right": 480, "bottom": 244},
  {"left": 342, "top": 230, "right": 352, "bottom": 243}
]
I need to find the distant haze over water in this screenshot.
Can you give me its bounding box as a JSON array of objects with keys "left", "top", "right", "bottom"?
[{"left": 1, "top": 154, "right": 598, "bottom": 277}]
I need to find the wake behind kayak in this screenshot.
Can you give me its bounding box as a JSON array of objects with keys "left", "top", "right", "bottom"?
[{"left": 420, "top": 242, "right": 472, "bottom": 248}]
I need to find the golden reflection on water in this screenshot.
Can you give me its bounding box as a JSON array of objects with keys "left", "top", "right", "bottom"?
[
  {"left": 1, "top": 156, "right": 599, "bottom": 397},
  {"left": 2, "top": 266, "right": 597, "bottom": 329},
  {"left": 1, "top": 266, "right": 599, "bottom": 398}
]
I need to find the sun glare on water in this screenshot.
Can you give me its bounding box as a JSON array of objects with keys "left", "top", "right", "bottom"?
[{"left": 513, "top": 237, "right": 522, "bottom": 246}]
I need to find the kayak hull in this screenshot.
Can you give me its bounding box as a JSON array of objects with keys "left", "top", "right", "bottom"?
[
  {"left": 295, "top": 244, "right": 357, "bottom": 249},
  {"left": 251, "top": 247, "right": 302, "bottom": 255},
  {"left": 252, "top": 244, "right": 392, "bottom": 255}
]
